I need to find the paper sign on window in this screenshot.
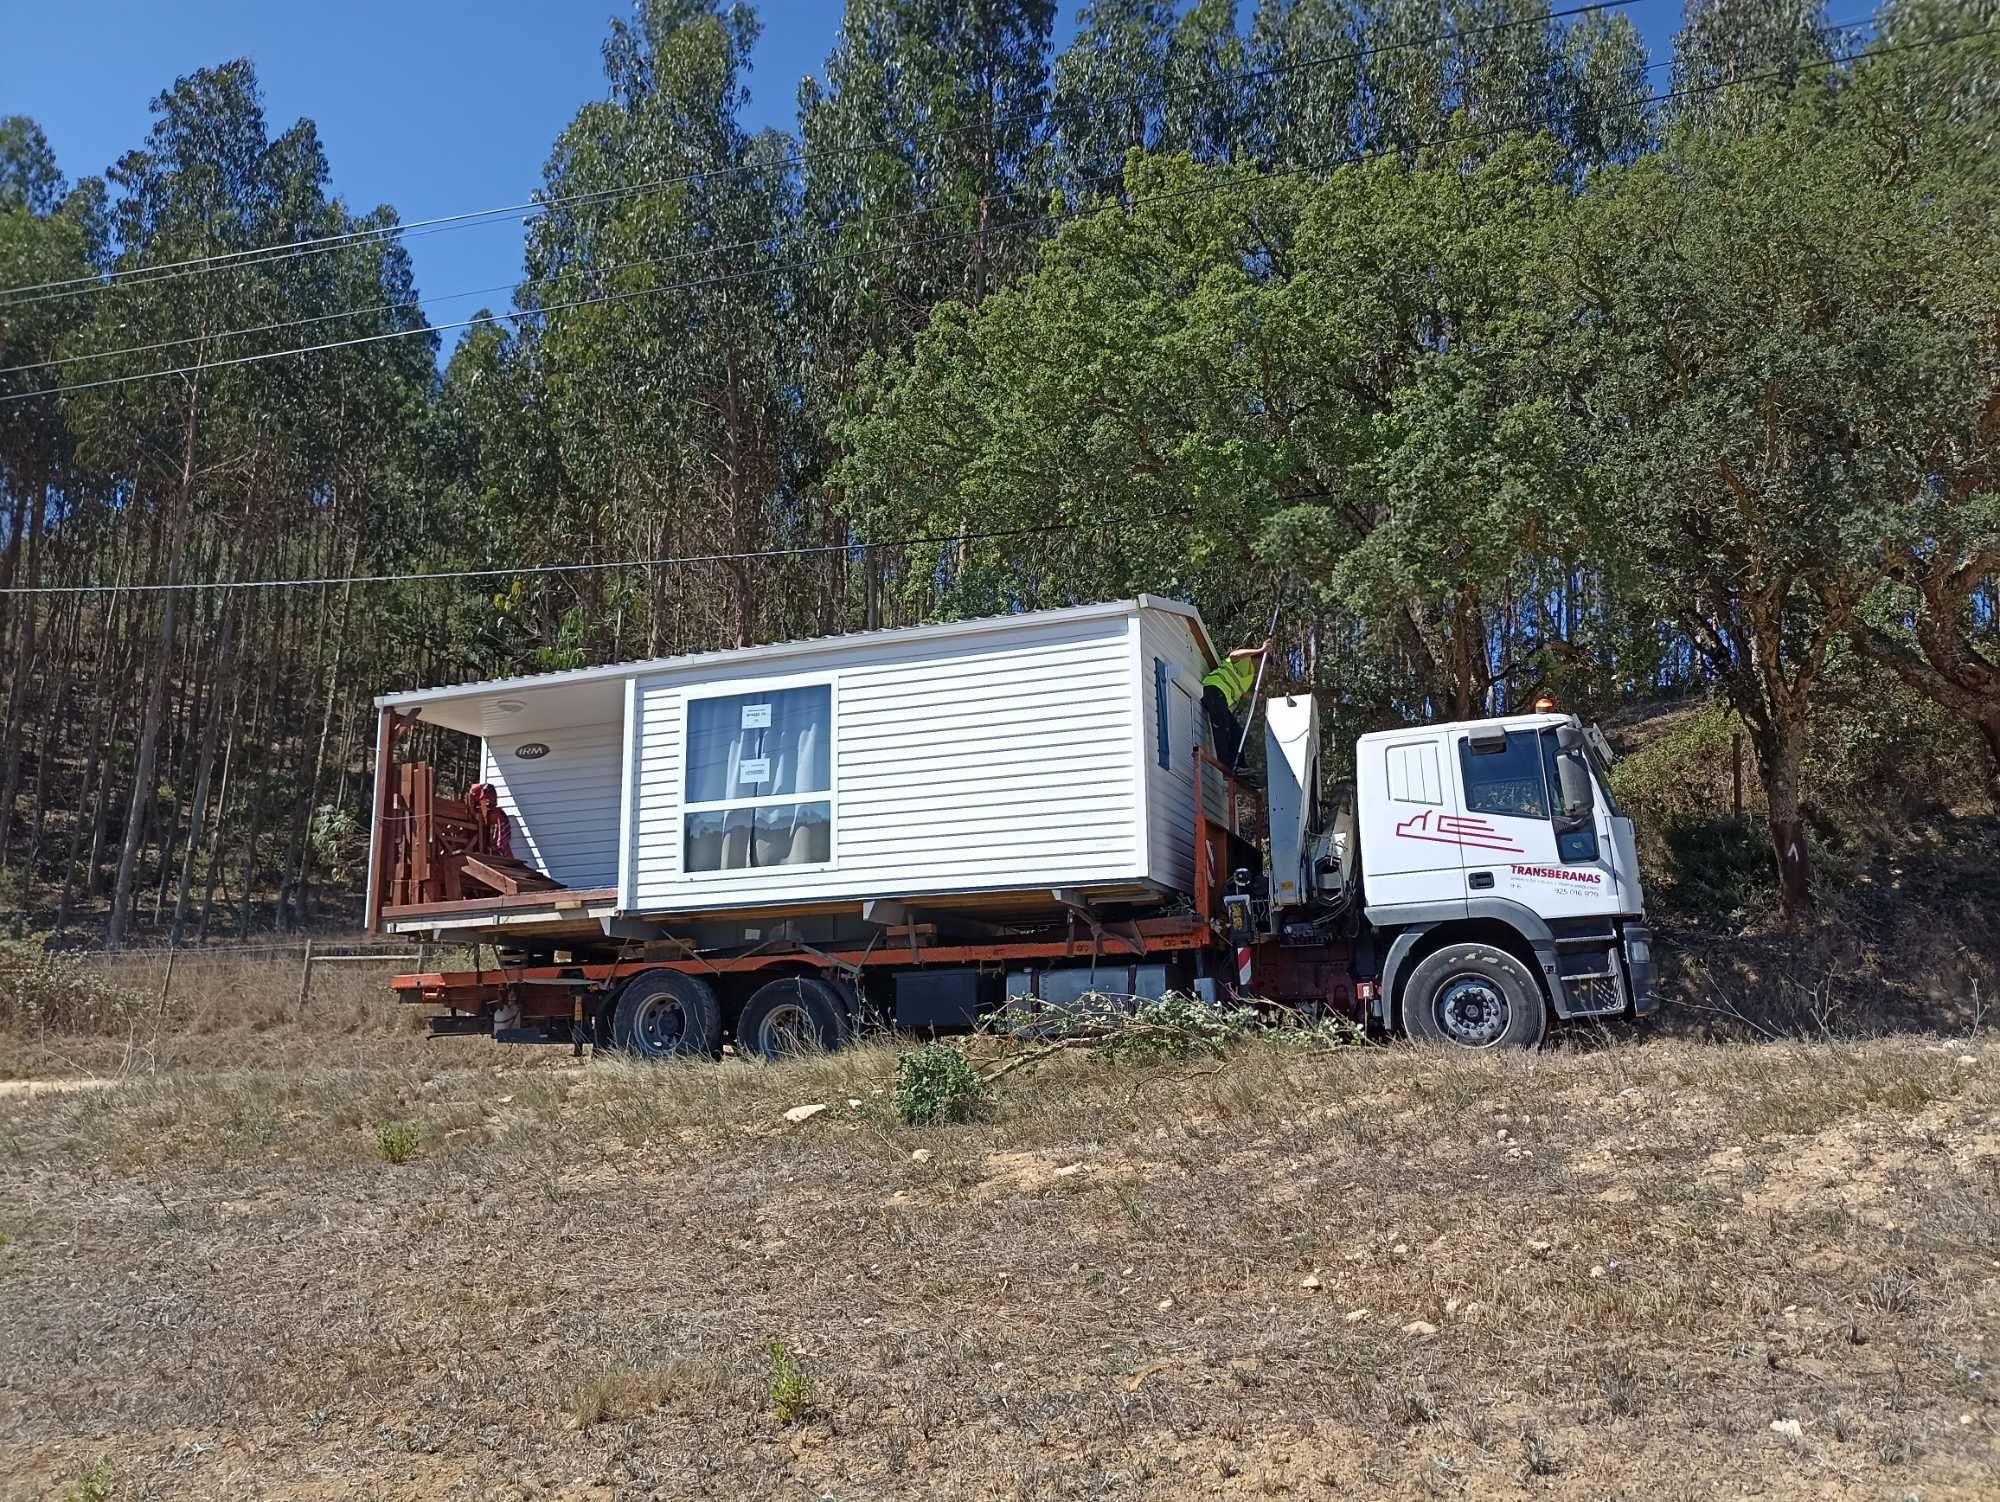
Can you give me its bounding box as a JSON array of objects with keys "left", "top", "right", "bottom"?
[
  {"left": 737, "top": 757, "right": 771, "bottom": 782},
  {"left": 740, "top": 703, "right": 772, "bottom": 729}
]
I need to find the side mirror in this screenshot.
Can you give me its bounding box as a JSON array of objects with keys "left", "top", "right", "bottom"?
[{"left": 1557, "top": 751, "right": 1595, "bottom": 820}]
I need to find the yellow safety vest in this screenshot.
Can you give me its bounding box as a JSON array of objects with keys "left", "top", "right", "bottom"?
[{"left": 1201, "top": 656, "right": 1257, "bottom": 709}]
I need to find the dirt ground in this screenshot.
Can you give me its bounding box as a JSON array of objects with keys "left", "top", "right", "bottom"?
[{"left": 0, "top": 1007, "right": 1995, "bottom": 1500}]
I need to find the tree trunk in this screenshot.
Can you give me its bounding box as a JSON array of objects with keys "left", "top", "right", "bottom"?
[
  {"left": 1978, "top": 717, "right": 2000, "bottom": 810},
  {"left": 109, "top": 423, "right": 198, "bottom": 948},
  {"left": 171, "top": 594, "right": 236, "bottom": 944},
  {"left": 0, "top": 465, "right": 48, "bottom": 863},
  {"left": 1747, "top": 715, "right": 1813, "bottom": 926},
  {"left": 294, "top": 562, "right": 356, "bottom": 925}
]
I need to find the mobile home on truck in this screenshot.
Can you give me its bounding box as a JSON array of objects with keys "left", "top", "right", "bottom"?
[{"left": 368, "top": 597, "right": 1653, "bottom": 1053}]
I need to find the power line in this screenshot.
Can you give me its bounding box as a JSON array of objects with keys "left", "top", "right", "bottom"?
[
  {"left": 0, "top": 513, "right": 1189, "bottom": 596},
  {"left": 0, "top": 247, "right": 691, "bottom": 378},
  {"left": 0, "top": 0, "right": 1640, "bottom": 309},
  {"left": 4, "top": 19, "right": 1973, "bottom": 411}
]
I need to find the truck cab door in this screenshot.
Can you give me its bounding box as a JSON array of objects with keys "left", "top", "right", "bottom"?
[
  {"left": 1450, "top": 727, "right": 1614, "bottom": 920},
  {"left": 1361, "top": 734, "right": 1467, "bottom": 919}
]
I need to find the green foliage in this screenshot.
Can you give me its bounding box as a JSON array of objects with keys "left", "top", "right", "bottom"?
[
  {"left": 306, "top": 805, "right": 362, "bottom": 887},
  {"left": 0, "top": 2, "right": 1995, "bottom": 951},
  {"left": 61, "top": 1458, "right": 114, "bottom": 1502},
  {"left": 894, "top": 1043, "right": 989, "bottom": 1126},
  {"left": 1263, "top": 1010, "right": 1371, "bottom": 1052},
  {"left": 1096, "top": 993, "right": 1258, "bottom": 1065},
  {"left": 0, "top": 946, "right": 144, "bottom": 1034},
  {"left": 1607, "top": 705, "right": 1742, "bottom": 832},
  {"left": 374, "top": 1121, "right": 421, "bottom": 1164},
  {"left": 766, "top": 1338, "right": 810, "bottom": 1425}
]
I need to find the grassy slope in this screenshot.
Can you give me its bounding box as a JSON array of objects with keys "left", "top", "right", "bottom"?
[{"left": 1, "top": 1020, "right": 1995, "bottom": 1500}]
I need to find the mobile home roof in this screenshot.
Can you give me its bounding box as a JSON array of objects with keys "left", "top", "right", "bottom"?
[{"left": 375, "top": 595, "right": 1215, "bottom": 721}]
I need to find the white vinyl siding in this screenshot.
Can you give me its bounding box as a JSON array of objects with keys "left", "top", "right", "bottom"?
[
  {"left": 480, "top": 720, "right": 623, "bottom": 889},
  {"left": 1138, "top": 609, "right": 1216, "bottom": 893},
  {"left": 629, "top": 613, "right": 1146, "bottom": 912}
]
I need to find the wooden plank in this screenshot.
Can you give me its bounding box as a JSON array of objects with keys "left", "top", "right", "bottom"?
[
  {"left": 414, "top": 764, "right": 434, "bottom": 896},
  {"left": 381, "top": 886, "right": 618, "bottom": 919},
  {"left": 461, "top": 855, "right": 525, "bottom": 895}
]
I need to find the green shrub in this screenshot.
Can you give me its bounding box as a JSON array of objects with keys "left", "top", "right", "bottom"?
[
  {"left": 767, "top": 1339, "right": 810, "bottom": 1425},
  {"left": 1606, "top": 702, "right": 1740, "bottom": 831},
  {"left": 63, "top": 1458, "right": 114, "bottom": 1502},
  {"left": 375, "top": 1120, "right": 421, "bottom": 1164},
  {"left": 894, "top": 1042, "right": 988, "bottom": 1126}
]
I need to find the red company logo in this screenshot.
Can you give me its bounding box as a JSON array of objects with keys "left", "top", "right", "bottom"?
[
  {"left": 1510, "top": 864, "right": 1602, "bottom": 885},
  {"left": 1394, "top": 809, "right": 1523, "bottom": 854}
]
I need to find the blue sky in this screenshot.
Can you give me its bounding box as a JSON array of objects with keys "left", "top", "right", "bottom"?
[{"left": 6, "top": 0, "right": 1685, "bottom": 354}]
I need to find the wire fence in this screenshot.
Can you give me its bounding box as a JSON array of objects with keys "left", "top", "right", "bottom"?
[{"left": 66, "top": 935, "right": 450, "bottom": 1009}]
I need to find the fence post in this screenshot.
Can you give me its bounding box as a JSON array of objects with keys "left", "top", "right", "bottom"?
[
  {"left": 157, "top": 945, "right": 177, "bottom": 1018},
  {"left": 296, "top": 936, "right": 315, "bottom": 1009}
]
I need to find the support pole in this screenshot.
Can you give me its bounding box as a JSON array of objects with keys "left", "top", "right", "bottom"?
[
  {"left": 296, "top": 935, "right": 315, "bottom": 1009},
  {"left": 1231, "top": 578, "right": 1288, "bottom": 771}
]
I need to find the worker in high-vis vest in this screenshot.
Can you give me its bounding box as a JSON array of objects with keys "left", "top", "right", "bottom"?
[{"left": 1201, "top": 636, "right": 1272, "bottom": 772}]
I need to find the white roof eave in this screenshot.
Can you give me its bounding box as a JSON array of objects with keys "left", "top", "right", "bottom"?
[{"left": 375, "top": 597, "right": 1199, "bottom": 713}]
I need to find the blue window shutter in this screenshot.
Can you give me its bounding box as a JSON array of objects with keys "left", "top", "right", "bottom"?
[{"left": 1154, "top": 658, "right": 1171, "bottom": 769}]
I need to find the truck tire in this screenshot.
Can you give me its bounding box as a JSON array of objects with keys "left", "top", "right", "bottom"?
[
  {"left": 1400, "top": 942, "right": 1546, "bottom": 1051},
  {"left": 609, "top": 971, "right": 722, "bottom": 1060},
  {"left": 736, "top": 975, "right": 846, "bottom": 1061}
]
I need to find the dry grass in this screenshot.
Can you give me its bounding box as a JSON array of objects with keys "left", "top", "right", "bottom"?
[
  {"left": 0, "top": 946, "right": 450, "bottom": 1082},
  {"left": 0, "top": 956, "right": 1995, "bottom": 1498}
]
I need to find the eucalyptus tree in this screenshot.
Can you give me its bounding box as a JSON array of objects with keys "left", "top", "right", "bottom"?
[
  {"left": 1244, "top": 0, "right": 1369, "bottom": 171},
  {"left": 0, "top": 126, "right": 93, "bottom": 877},
  {"left": 525, "top": 0, "right": 803, "bottom": 656},
  {"left": 54, "top": 61, "right": 403, "bottom": 943},
  {"left": 0, "top": 117, "right": 64, "bottom": 216},
  {"left": 1671, "top": 0, "right": 1835, "bottom": 129},
  {"left": 795, "top": 0, "right": 1058, "bottom": 550},
  {"left": 1047, "top": 1, "right": 1175, "bottom": 198}
]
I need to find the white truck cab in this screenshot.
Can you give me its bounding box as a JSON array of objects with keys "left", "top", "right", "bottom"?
[{"left": 1259, "top": 699, "right": 1654, "bottom": 1048}]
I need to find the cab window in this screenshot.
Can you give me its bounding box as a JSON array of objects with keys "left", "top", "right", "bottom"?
[{"left": 1458, "top": 731, "right": 1548, "bottom": 819}]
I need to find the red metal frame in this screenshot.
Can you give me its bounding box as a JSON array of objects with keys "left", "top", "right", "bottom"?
[
  {"left": 393, "top": 914, "right": 1217, "bottom": 1017},
  {"left": 1191, "top": 744, "right": 1246, "bottom": 926}
]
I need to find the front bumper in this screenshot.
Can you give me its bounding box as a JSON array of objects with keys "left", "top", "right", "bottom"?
[{"left": 1622, "top": 925, "right": 1656, "bottom": 1015}]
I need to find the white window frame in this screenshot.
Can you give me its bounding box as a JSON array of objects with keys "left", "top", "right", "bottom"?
[{"left": 679, "top": 671, "right": 839, "bottom": 880}]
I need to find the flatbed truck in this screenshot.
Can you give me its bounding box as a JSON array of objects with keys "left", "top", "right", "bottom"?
[{"left": 390, "top": 697, "right": 1654, "bottom": 1054}]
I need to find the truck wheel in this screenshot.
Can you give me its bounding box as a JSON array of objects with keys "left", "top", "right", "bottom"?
[
  {"left": 736, "top": 975, "right": 846, "bottom": 1061},
  {"left": 609, "top": 972, "right": 721, "bottom": 1060},
  {"left": 1401, "top": 943, "right": 1546, "bottom": 1050}
]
